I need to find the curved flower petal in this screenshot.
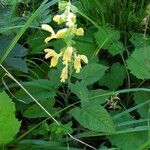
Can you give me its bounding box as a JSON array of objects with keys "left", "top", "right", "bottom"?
[
  {"left": 50, "top": 56, "right": 59, "bottom": 67},
  {"left": 74, "top": 55, "right": 82, "bottom": 73},
  {"left": 60, "top": 66, "right": 68, "bottom": 82},
  {"left": 56, "top": 28, "right": 68, "bottom": 38},
  {"left": 44, "top": 35, "right": 56, "bottom": 43},
  {"left": 63, "top": 46, "right": 73, "bottom": 65},
  {"left": 66, "top": 12, "right": 76, "bottom": 27},
  {"left": 44, "top": 48, "right": 55, "bottom": 53},
  {"left": 79, "top": 55, "right": 88, "bottom": 64},
  {"left": 44, "top": 49, "right": 56, "bottom": 59},
  {"left": 53, "top": 14, "right": 65, "bottom": 24},
  {"left": 76, "top": 28, "right": 84, "bottom": 36},
  {"left": 41, "top": 24, "right": 55, "bottom": 34}
]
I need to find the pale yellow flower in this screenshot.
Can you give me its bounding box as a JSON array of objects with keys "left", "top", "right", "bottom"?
[
  {"left": 75, "top": 28, "right": 84, "bottom": 36},
  {"left": 44, "top": 49, "right": 61, "bottom": 67},
  {"left": 63, "top": 46, "right": 73, "bottom": 65},
  {"left": 42, "top": 24, "right": 68, "bottom": 43},
  {"left": 60, "top": 66, "right": 68, "bottom": 82},
  {"left": 56, "top": 28, "right": 68, "bottom": 38},
  {"left": 53, "top": 14, "right": 65, "bottom": 24},
  {"left": 74, "top": 54, "right": 88, "bottom": 73},
  {"left": 66, "top": 12, "right": 76, "bottom": 27},
  {"left": 42, "top": 24, "right": 55, "bottom": 34},
  {"left": 42, "top": 24, "right": 56, "bottom": 43}
]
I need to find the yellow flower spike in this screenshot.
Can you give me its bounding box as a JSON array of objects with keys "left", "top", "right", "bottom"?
[
  {"left": 74, "top": 54, "right": 88, "bottom": 73},
  {"left": 60, "top": 66, "right": 68, "bottom": 82},
  {"left": 63, "top": 46, "right": 73, "bottom": 65},
  {"left": 56, "top": 28, "right": 68, "bottom": 38},
  {"left": 76, "top": 28, "right": 84, "bottom": 36},
  {"left": 53, "top": 14, "right": 65, "bottom": 24}
]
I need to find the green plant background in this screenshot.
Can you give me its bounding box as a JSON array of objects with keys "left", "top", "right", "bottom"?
[{"left": 0, "top": 0, "right": 150, "bottom": 149}]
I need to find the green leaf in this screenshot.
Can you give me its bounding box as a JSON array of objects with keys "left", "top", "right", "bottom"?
[
  {"left": 88, "top": 89, "right": 110, "bottom": 104},
  {"left": 14, "top": 140, "right": 81, "bottom": 150},
  {"left": 23, "top": 99, "right": 58, "bottom": 118},
  {"left": 99, "top": 63, "right": 126, "bottom": 90},
  {"left": 27, "top": 30, "right": 48, "bottom": 54},
  {"left": 130, "top": 33, "right": 150, "bottom": 48},
  {"left": 74, "top": 63, "right": 108, "bottom": 86},
  {"left": 15, "top": 80, "right": 56, "bottom": 104},
  {"left": 0, "top": 7, "right": 26, "bottom": 34},
  {"left": 94, "top": 27, "right": 124, "bottom": 55},
  {"left": 0, "top": 35, "right": 28, "bottom": 73},
  {"left": 107, "top": 132, "right": 148, "bottom": 150},
  {"left": 126, "top": 46, "right": 150, "bottom": 79},
  {"left": 134, "top": 91, "right": 150, "bottom": 118},
  {"left": 50, "top": 122, "right": 73, "bottom": 135},
  {"left": 74, "top": 30, "right": 98, "bottom": 63},
  {"left": 69, "top": 82, "right": 89, "bottom": 106},
  {"left": 0, "top": 92, "right": 21, "bottom": 145},
  {"left": 70, "top": 103, "right": 115, "bottom": 132}
]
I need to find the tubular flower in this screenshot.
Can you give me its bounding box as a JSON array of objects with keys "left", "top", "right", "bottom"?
[
  {"left": 42, "top": 24, "right": 56, "bottom": 43},
  {"left": 56, "top": 28, "right": 68, "bottom": 38},
  {"left": 74, "top": 54, "right": 88, "bottom": 73},
  {"left": 63, "top": 46, "right": 73, "bottom": 65},
  {"left": 44, "top": 49, "right": 61, "bottom": 67},
  {"left": 66, "top": 12, "right": 76, "bottom": 27},
  {"left": 53, "top": 14, "right": 65, "bottom": 24},
  {"left": 60, "top": 66, "right": 68, "bottom": 82},
  {"left": 75, "top": 28, "right": 84, "bottom": 36}
]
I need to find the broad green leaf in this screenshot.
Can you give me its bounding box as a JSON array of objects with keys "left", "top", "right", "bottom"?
[
  {"left": 27, "top": 30, "right": 49, "bottom": 53},
  {"left": 0, "top": 92, "right": 21, "bottom": 145},
  {"left": 107, "top": 132, "right": 148, "bottom": 150},
  {"left": 14, "top": 79, "right": 56, "bottom": 104},
  {"left": 99, "top": 63, "right": 126, "bottom": 90},
  {"left": 1, "top": 0, "right": 23, "bottom": 5},
  {"left": 15, "top": 86, "right": 56, "bottom": 104},
  {"left": 69, "top": 82, "right": 89, "bottom": 106},
  {"left": 134, "top": 91, "right": 150, "bottom": 118},
  {"left": 0, "top": 35, "right": 28, "bottom": 72},
  {"left": 70, "top": 103, "right": 115, "bottom": 132},
  {"left": 88, "top": 89, "right": 110, "bottom": 104},
  {"left": 23, "top": 99, "right": 58, "bottom": 118},
  {"left": 74, "top": 63, "right": 108, "bottom": 86},
  {"left": 130, "top": 33, "right": 150, "bottom": 48},
  {"left": 48, "top": 69, "right": 62, "bottom": 88},
  {"left": 74, "top": 30, "right": 98, "bottom": 62},
  {"left": 20, "top": 79, "right": 57, "bottom": 90},
  {"left": 14, "top": 140, "right": 81, "bottom": 150},
  {"left": 94, "top": 27, "right": 124, "bottom": 55},
  {"left": 29, "top": 62, "right": 50, "bottom": 80},
  {"left": 98, "top": 146, "right": 116, "bottom": 150},
  {"left": 126, "top": 46, "right": 150, "bottom": 79},
  {"left": 0, "top": 7, "right": 26, "bottom": 34}
]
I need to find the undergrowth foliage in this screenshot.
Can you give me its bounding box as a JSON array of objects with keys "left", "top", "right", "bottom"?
[{"left": 0, "top": 0, "right": 150, "bottom": 150}]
